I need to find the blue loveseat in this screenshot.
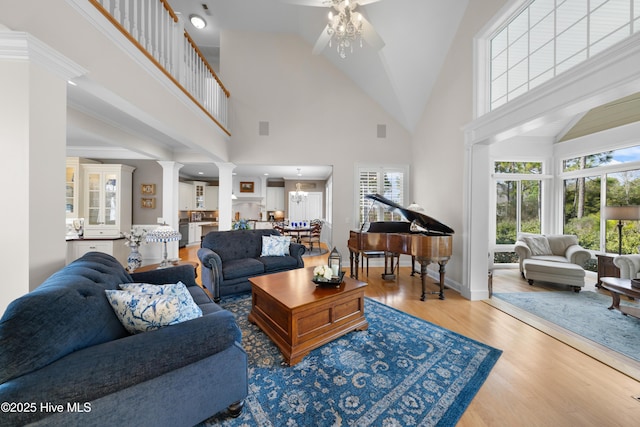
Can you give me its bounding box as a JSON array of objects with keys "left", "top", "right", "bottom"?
[
  {"left": 198, "top": 229, "right": 305, "bottom": 302},
  {"left": 0, "top": 252, "right": 247, "bottom": 427}
]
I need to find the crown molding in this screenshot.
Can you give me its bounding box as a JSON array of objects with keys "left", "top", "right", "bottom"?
[{"left": 0, "top": 31, "right": 87, "bottom": 80}]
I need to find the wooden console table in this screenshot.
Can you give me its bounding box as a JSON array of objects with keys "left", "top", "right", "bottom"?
[{"left": 596, "top": 254, "right": 620, "bottom": 287}]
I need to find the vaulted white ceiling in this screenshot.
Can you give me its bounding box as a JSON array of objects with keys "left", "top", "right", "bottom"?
[{"left": 167, "top": 0, "right": 469, "bottom": 133}]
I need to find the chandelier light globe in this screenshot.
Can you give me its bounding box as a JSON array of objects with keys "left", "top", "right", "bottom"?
[
  {"left": 291, "top": 182, "right": 308, "bottom": 204},
  {"left": 326, "top": 0, "right": 364, "bottom": 58}
]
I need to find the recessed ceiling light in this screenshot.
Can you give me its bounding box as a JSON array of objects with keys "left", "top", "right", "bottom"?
[
  {"left": 264, "top": 173, "right": 269, "bottom": 176},
  {"left": 189, "top": 14, "right": 206, "bottom": 30},
  {"left": 198, "top": 171, "right": 204, "bottom": 175}
]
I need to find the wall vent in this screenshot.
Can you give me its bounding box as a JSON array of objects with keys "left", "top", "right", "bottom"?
[
  {"left": 259, "top": 121, "right": 269, "bottom": 136},
  {"left": 377, "top": 124, "right": 387, "bottom": 138}
]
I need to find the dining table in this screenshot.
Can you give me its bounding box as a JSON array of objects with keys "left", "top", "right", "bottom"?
[{"left": 283, "top": 226, "right": 312, "bottom": 243}]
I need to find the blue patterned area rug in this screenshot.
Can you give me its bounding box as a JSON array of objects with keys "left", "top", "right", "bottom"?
[
  {"left": 200, "top": 295, "right": 502, "bottom": 426},
  {"left": 493, "top": 291, "right": 640, "bottom": 363}
]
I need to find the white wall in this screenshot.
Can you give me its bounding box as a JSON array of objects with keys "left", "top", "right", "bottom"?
[
  {"left": 220, "top": 31, "right": 413, "bottom": 258},
  {"left": 410, "top": 0, "right": 508, "bottom": 290}
]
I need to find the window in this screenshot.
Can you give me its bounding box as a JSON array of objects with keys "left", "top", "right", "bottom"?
[
  {"left": 357, "top": 166, "right": 408, "bottom": 227},
  {"left": 494, "top": 161, "right": 544, "bottom": 264},
  {"left": 490, "top": 0, "right": 640, "bottom": 110},
  {"left": 561, "top": 145, "right": 640, "bottom": 255}
]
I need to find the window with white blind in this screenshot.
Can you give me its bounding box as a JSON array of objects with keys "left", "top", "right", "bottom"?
[
  {"left": 356, "top": 166, "right": 408, "bottom": 227},
  {"left": 490, "top": 0, "right": 640, "bottom": 110}
]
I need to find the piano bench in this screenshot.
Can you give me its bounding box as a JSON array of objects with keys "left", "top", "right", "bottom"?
[{"left": 361, "top": 251, "right": 385, "bottom": 276}]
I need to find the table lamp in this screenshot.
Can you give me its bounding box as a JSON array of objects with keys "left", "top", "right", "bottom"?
[
  {"left": 603, "top": 205, "right": 640, "bottom": 254},
  {"left": 146, "top": 223, "right": 182, "bottom": 267}
]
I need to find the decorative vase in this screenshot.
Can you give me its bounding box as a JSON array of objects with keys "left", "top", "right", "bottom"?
[{"left": 127, "top": 244, "right": 142, "bottom": 272}]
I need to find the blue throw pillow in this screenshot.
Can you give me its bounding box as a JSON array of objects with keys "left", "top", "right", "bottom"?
[
  {"left": 261, "top": 235, "right": 291, "bottom": 257},
  {"left": 105, "top": 282, "right": 202, "bottom": 334}
]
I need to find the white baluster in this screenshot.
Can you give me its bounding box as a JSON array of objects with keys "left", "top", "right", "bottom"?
[
  {"left": 131, "top": 0, "right": 138, "bottom": 41},
  {"left": 113, "top": 0, "right": 121, "bottom": 23},
  {"left": 153, "top": 0, "right": 159, "bottom": 60},
  {"left": 123, "top": 0, "right": 130, "bottom": 33}
]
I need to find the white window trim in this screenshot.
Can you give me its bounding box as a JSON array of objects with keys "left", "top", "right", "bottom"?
[
  {"left": 473, "top": 0, "right": 531, "bottom": 118},
  {"left": 490, "top": 161, "right": 552, "bottom": 266}
]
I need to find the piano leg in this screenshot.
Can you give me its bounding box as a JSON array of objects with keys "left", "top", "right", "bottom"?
[
  {"left": 420, "top": 263, "right": 428, "bottom": 301},
  {"left": 437, "top": 261, "right": 446, "bottom": 300},
  {"left": 418, "top": 260, "right": 447, "bottom": 301},
  {"left": 410, "top": 256, "right": 418, "bottom": 276},
  {"left": 349, "top": 249, "right": 360, "bottom": 280}
]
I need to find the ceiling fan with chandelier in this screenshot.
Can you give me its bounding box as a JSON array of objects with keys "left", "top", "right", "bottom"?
[{"left": 282, "top": 0, "right": 385, "bottom": 58}]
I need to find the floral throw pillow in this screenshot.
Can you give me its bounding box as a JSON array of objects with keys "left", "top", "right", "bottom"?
[
  {"left": 261, "top": 235, "right": 292, "bottom": 257},
  {"left": 105, "top": 282, "right": 202, "bottom": 334}
]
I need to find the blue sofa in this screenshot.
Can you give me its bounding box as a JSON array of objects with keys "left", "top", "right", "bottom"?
[
  {"left": 198, "top": 229, "right": 305, "bottom": 302},
  {"left": 0, "top": 252, "right": 247, "bottom": 427}
]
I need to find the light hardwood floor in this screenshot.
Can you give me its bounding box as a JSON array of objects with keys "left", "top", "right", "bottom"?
[{"left": 180, "top": 245, "right": 640, "bottom": 426}]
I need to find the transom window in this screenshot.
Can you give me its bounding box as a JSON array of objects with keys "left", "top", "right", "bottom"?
[{"left": 490, "top": 0, "right": 640, "bottom": 110}]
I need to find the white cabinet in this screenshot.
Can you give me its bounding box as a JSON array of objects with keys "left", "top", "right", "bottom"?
[
  {"left": 266, "top": 187, "right": 285, "bottom": 211},
  {"left": 82, "top": 164, "right": 134, "bottom": 238},
  {"left": 205, "top": 185, "right": 218, "bottom": 209},
  {"left": 188, "top": 223, "right": 202, "bottom": 244},
  {"left": 193, "top": 181, "right": 206, "bottom": 210},
  {"left": 179, "top": 181, "right": 194, "bottom": 210},
  {"left": 66, "top": 239, "right": 129, "bottom": 266}
]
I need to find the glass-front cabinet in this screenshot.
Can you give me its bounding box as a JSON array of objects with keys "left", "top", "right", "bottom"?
[
  {"left": 65, "top": 158, "right": 80, "bottom": 219},
  {"left": 82, "top": 164, "right": 134, "bottom": 238}
]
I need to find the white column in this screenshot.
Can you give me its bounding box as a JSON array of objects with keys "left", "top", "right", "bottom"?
[
  {"left": 215, "top": 162, "right": 236, "bottom": 231},
  {"left": 260, "top": 175, "right": 268, "bottom": 221},
  {"left": 463, "top": 141, "right": 491, "bottom": 301},
  {"left": 157, "top": 161, "right": 183, "bottom": 261},
  {"left": 0, "top": 31, "right": 86, "bottom": 314}
]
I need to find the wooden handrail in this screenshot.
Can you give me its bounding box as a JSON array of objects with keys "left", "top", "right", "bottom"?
[{"left": 88, "top": 0, "right": 230, "bottom": 136}]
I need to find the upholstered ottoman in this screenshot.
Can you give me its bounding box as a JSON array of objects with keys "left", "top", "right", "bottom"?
[{"left": 523, "top": 259, "right": 585, "bottom": 292}]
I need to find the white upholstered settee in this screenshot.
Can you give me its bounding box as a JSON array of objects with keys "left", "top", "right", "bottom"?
[
  {"left": 613, "top": 254, "right": 640, "bottom": 279},
  {"left": 514, "top": 234, "right": 591, "bottom": 291}
]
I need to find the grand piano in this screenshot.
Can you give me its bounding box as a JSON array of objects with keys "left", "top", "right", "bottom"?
[{"left": 348, "top": 194, "right": 454, "bottom": 301}]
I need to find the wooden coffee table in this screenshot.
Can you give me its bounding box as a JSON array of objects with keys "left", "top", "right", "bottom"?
[
  {"left": 248, "top": 267, "right": 368, "bottom": 365},
  {"left": 599, "top": 277, "right": 640, "bottom": 319}
]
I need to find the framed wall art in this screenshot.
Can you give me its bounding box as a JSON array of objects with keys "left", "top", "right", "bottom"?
[
  {"left": 141, "top": 198, "right": 156, "bottom": 209},
  {"left": 240, "top": 181, "right": 254, "bottom": 193},
  {"left": 141, "top": 184, "right": 156, "bottom": 195}
]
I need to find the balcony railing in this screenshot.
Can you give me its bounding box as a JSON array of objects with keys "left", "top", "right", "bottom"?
[{"left": 89, "top": 0, "right": 230, "bottom": 135}]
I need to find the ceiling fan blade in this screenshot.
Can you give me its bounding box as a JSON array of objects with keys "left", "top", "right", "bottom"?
[
  {"left": 280, "top": 0, "right": 331, "bottom": 7},
  {"left": 312, "top": 25, "right": 332, "bottom": 55},
  {"left": 360, "top": 16, "right": 385, "bottom": 50},
  {"left": 357, "top": 0, "right": 383, "bottom": 5}
]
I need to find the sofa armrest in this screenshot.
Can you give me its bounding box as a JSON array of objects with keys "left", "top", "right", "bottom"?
[
  {"left": 614, "top": 254, "right": 640, "bottom": 279},
  {"left": 198, "top": 247, "right": 224, "bottom": 300},
  {"left": 514, "top": 240, "right": 531, "bottom": 272},
  {"left": 289, "top": 242, "right": 306, "bottom": 267},
  {"left": 565, "top": 245, "right": 591, "bottom": 267},
  {"left": 130, "top": 264, "right": 198, "bottom": 287},
  {"left": 0, "top": 309, "right": 244, "bottom": 408}
]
